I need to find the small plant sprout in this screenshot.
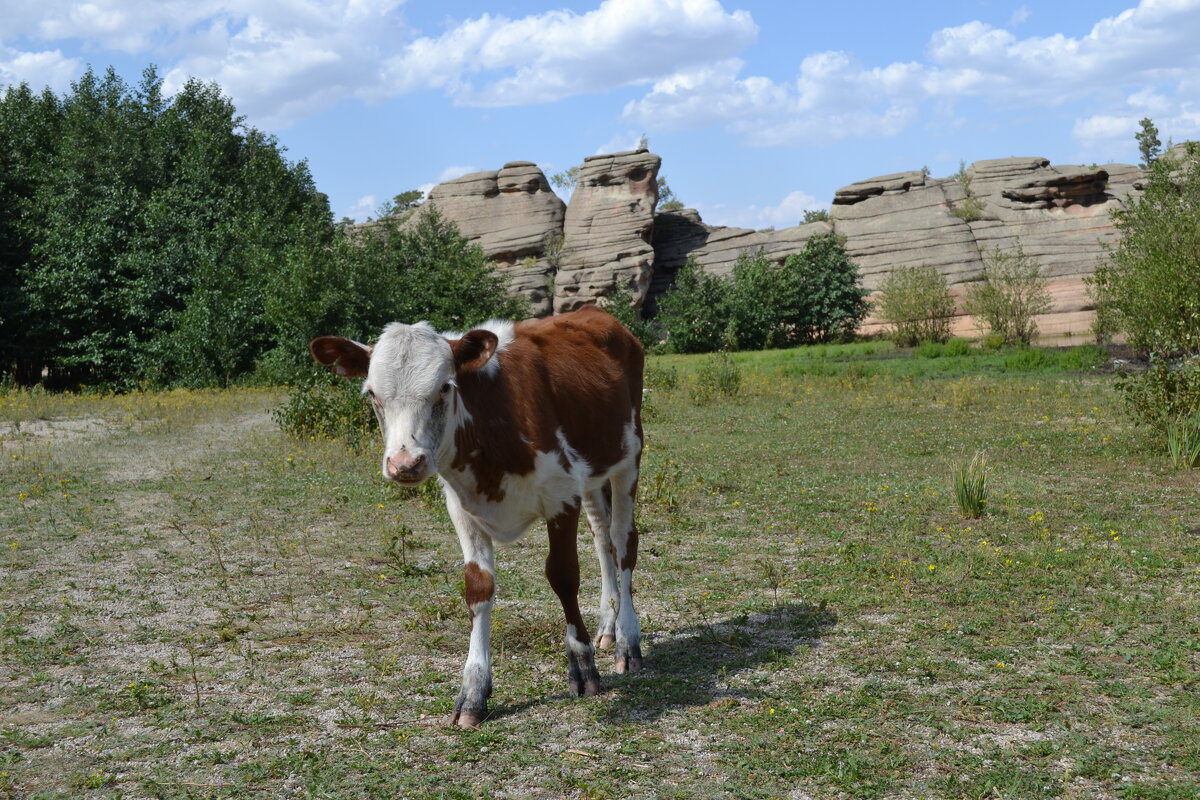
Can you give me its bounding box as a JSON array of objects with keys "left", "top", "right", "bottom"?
[{"left": 953, "top": 452, "right": 988, "bottom": 518}]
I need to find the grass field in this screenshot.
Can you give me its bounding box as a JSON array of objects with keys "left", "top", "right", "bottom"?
[{"left": 2, "top": 345, "right": 1198, "bottom": 799}]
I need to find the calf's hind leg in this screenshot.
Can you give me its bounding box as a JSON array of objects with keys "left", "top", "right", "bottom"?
[
  {"left": 546, "top": 501, "right": 602, "bottom": 697},
  {"left": 583, "top": 485, "right": 618, "bottom": 649},
  {"left": 608, "top": 469, "right": 643, "bottom": 673}
]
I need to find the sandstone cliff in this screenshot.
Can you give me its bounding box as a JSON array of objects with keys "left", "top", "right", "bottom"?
[{"left": 402, "top": 148, "right": 1195, "bottom": 342}]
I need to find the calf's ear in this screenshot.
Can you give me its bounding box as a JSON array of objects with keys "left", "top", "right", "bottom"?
[
  {"left": 449, "top": 329, "right": 499, "bottom": 373},
  {"left": 311, "top": 336, "right": 371, "bottom": 378}
]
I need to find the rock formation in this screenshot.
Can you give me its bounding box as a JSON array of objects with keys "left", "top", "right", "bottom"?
[
  {"left": 554, "top": 149, "right": 660, "bottom": 314},
  {"left": 405, "top": 145, "right": 1197, "bottom": 341},
  {"left": 422, "top": 161, "right": 565, "bottom": 317}
]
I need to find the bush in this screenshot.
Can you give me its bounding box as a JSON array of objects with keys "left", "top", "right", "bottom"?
[
  {"left": 690, "top": 352, "right": 741, "bottom": 403},
  {"left": 1089, "top": 143, "right": 1200, "bottom": 358},
  {"left": 784, "top": 233, "right": 871, "bottom": 344},
  {"left": 1089, "top": 143, "right": 1200, "bottom": 438},
  {"left": 658, "top": 235, "right": 869, "bottom": 354},
  {"left": 944, "top": 337, "right": 972, "bottom": 357},
  {"left": 964, "top": 244, "right": 1052, "bottom": 346},
  {"left": 601, "top": 285, "right": 659, "bottom": 350},
  {"left": 1117, "top": 357, "right": 1200, "bottom": 432},
  {"left": 273, "top": 367, "right": 376, "bottom": 446},
  {"left": 914, "top": 341, "right": 945, "bottom": 359},
  {"left": 656, "top": 259, "right": 732, "bottom": 354},
  {"left": 875, "top": 264, "right": 956, "bottom": 346}
]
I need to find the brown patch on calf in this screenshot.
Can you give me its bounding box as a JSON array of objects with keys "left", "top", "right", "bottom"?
[
  {"left": 463, "top": 562, "right": 494, "bottom": 620},
  {"left": 451, "top": 307, "right": 644, "bottom": 491}
]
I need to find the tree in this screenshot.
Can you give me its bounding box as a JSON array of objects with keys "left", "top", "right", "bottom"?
[
  {"left": 1136, "top": 118, "right": 1162, "bottom": 170},
  {"left": 549, "top": 165, "right": 580, "bottom": 193},
  {"left": 875, "top": 264, "right": 956, "bottom": 346},
  {"left": 657, "top": 176, "right": 684, "bottom": 212},
  {"left": 1090, "top": 142, "right": 1200, "bottom": 359},
  {"left": 656, "top": 260, "right": 731, "bottom": 354},
  {"left": 802, "top": 209, "right": 830, "bottom": 224},
  {"left": 964, "top": 244, "right": 1052, "bottom": 346}
]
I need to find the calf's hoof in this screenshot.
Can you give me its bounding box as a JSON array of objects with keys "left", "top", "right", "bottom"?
[
  {"left": 614, "top": 643, "right": 644, "bottom": 674},
  {"left": 453, "top": 711, "right": 484, "bottom": 728},
  {"left": 595, "top": 633, "right": 616, "bottom": 649}
]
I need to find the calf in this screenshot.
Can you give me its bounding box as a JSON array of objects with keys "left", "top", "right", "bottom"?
[{"left": 311, "top": 307, "right": 644, "bottom": 726}]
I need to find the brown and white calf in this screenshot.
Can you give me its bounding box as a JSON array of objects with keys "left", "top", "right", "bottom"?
[{"left": 311, "top": 306, "right": 644, "bottom": 726}]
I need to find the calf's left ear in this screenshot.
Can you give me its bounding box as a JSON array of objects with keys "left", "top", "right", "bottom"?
[
  {"left": 449, "top": 329, "right": 499, "bottom": 373},
  {"left": 311, "top": 336, "right": 372, "bottom": 377}
]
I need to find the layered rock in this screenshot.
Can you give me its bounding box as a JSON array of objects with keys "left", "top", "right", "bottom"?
[
  {"left": 554, "top": 149, "right": 661, "bottom": 314},
  {"left": 405, "top": 146, "right": 1200, "bottom": 342},
  {"left": 423, "top": 161, "right": 564, "bottom": 316}
]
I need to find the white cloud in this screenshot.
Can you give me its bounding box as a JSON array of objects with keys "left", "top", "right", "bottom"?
[
  {"left": 625, "top": 0, "right": 1200, "bottom": 148},
  {"left": 699, "top": 190, "right": 822, "bottom": 229},
  {"left": 0, "top": 45, "right": 81, "bottom": 92},
  {"left": 1009, "top": 5, "right": 1031, "bottom": 26},
  {"left": 381, "top": 0, "right": 757, "bottom": 107},
  {"left": 2, "top": 0, "right": 756, "bottom": 128}
]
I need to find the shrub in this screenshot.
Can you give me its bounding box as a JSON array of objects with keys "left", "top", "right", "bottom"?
[
  {"left": 785, "top": 233, "right": 871, "bottom": 345},
  {"left": 601, "top": 285, "right": 659, "bottom": 350},
  {"left": 656, "top": 234, "right": 868, "bottom": 354},
  {"left": 875, "top": 264, "right": 956, "bottom": 346},
  {"left": 1117, "top": 356, "right": 1200, "bottom": 432},
  {"left": 914, "top": 341, "right": 945, "bottom": 359},
  {"left": 272, "top": 367, "right": 376, "bottom": 447},
  {"left": 965, "top": 244, "right": 1052, "bottom": 346},
  {"left": 656, "top": 259, "right": 731, "bottom": 354},
  {"left": 1089, "top": 143, "right": 1200, "bottom": 442},
  {"left": 951, "top": 161, "right": 985, "bottom": 222},
  {"left": 690, "top": 353, "right": 741, "bottom": 403},
  {"left": 944, "top": 337, "right": 972, "bottom": 357}
]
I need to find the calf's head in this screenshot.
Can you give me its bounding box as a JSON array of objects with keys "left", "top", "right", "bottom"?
[{"left": 311, "top": 322, "right": 498, "bottom": 485}]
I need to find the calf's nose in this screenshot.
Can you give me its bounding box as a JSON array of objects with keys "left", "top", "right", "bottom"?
[{"left": 386, "top": 452, "right": 427, "bottom": 480}]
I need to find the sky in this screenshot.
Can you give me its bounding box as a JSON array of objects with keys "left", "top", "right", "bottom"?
[{"left": 3, "top": 0, "right": 1199, "bottom": 229}]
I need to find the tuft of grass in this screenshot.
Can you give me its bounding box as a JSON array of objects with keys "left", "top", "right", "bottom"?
[
  {"left": 1166, "top": 411, "right": 1200, "bottom": 469},
  {"left": 952, "top": 451, "right": 988, "bottom": 518},
  {"left": 690, "top": 352, "right": 741, "bottom": 403}
]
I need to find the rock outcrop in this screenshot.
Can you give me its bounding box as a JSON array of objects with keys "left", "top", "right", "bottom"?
[
  {"left": 554, "top": 149, "right": 661, "bottom": 314},
  {"left": 405, "top": 145, "right": 1197, "bottom": 341},
  {"left": 422, "top": 161, "right": 565, "bottom": 316}
]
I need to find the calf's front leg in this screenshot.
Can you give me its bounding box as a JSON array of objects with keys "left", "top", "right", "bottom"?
[{"left": 450, "top": 511, "right": 496, "bottom": 728}]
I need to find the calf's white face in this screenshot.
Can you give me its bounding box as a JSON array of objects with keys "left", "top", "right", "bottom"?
[
  {"left": 365, "top": 323, "right": 455, "bottom": 485},
  {"left": 310, "top": 321, "right": 499, "bottom": 486}
]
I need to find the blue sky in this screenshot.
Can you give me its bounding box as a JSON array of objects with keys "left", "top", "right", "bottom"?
[{"left": 3, "top": 1, "right": 1199, "bottom": 228}]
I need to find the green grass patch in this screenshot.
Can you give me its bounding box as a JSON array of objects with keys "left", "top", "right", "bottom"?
[{"left": 1, "top": 363, "right": 1196, "bottom": 798}]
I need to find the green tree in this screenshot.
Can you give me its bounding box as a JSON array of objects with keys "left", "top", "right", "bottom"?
[
  {"left": 0, "top": 82, "right": 61, "bottom": 383},
  {"left": 802, "top": 209, "right": 830, "bottom": 224},
  {"left": 784, "top": 233, "right": 871, "bottom": 344},
  {"left": 656, "top": 260, "right": 732, "bottom": 354},
  {"left": 1136, "top": 117, "right": 1162, "bottom": 171},
  {"left": 964, "top": 244, "right": 1052, "bottom": 346},
  {"left": 875, "top": 264, "right": 956, "bottom": 346}
]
